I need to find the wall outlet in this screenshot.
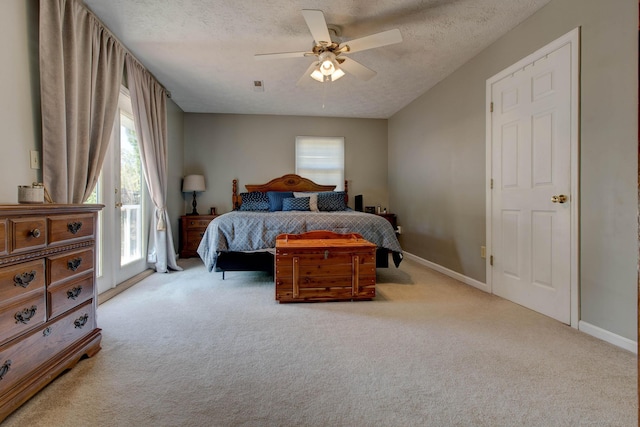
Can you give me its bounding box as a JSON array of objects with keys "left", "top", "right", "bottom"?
[
  {"left": 480, "top": 246, "right": 486, "bottom": 259},
  {"left": 30, "top": 150, "right": 40, "bottom": 170},
  {"left": 396, "top": 226, "right": 402, "bottom": 234}
]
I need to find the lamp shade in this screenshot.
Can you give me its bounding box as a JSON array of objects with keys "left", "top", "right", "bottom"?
[{"left": 182, "top": 174, "right": 206, "bottom": 192}]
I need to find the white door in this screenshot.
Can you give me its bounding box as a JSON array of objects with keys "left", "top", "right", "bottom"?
[
  {"left": 92, "top": 87, "right": 150, "bottom": 294},
  {"left": 487, "top": 30, "right": 579, "bottom": 324}
]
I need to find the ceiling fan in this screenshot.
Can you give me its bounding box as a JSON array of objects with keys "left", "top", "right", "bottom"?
[{"left": 255, "top": 9, "right": 402, "bottom": 84}]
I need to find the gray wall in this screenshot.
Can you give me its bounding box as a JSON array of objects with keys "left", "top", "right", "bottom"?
[
  {"left": 389, "top": 0, "right": 638, "bottom": 340},
  {"left": 0, "top": 0, "right": 41, "bottom": 203},
  {"left": 183, "top": 114, "right": 388, "bottom": 214}
]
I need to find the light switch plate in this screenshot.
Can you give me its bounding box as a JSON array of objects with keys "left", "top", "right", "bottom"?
[{"left": 30, "top": 150, "right": 40, "bottom": 169}]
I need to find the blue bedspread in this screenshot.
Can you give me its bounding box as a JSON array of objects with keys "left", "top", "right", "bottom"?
[{"left": 197, "top": 210, "right": 403, "bottom": 272}]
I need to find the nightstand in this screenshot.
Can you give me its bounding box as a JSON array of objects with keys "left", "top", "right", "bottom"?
[
  {"left": 377, "top": 213, "right": 398, "bottom": 232},
  {"left": 179, "top": 215, "right": 217, "bottom": 258}
]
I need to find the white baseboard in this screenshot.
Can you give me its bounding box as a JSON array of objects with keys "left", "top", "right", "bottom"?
[
  {"left": 402, "top": 251, "right": 490, "bottom": 293},
  {"left": 578, "top": 321, "right": 638, "bottom": 354},
  {"left": 402, "top": 251, "right": 638, "bottom": 354}
]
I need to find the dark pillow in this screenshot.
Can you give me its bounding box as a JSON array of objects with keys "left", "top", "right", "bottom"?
[
  {"left": 267, "top": 191, "right": 294, "bottom": 211},
  {"left": 239, "top": 191, "right": 269, "bottom": 211},
  {"left": 317, "top": 191, "right": 347, "bottom": 211},
  {"left": 282, "top": 197, "right": 310, "bottom": 212}
]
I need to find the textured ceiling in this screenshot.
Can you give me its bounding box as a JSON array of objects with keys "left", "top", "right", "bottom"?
[{"left": 83, "top": 0, "right": 552, "bottom": 119}]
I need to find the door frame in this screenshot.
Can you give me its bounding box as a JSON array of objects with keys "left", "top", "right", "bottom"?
[{"left": 485, "top": 27, "right": 580, "bottom": 328}]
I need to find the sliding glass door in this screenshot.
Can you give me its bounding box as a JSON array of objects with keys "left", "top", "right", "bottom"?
[{"left": 94, "top": 87, "right": 150, "bottom": 294}]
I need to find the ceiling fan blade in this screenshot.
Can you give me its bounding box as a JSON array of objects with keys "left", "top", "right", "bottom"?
[
  {"left": 339, "top": 28, "right": 402, "bottom": 54},
  {"left": 255, "top": 51, "right": 309, "bottom": 60},
  {"left": 302, "top": 9, "right": 332, "bottom": 45},
  {"left": 297, "top": 62, "right": 319, "bottom": 86},
  {"left": 338, "top": 57, "right": 377, "bottom": 81}
]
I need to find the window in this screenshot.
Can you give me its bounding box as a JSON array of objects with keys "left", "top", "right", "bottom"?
[{"left": 295, "top": 136, "right": 344, "bottom": 190}]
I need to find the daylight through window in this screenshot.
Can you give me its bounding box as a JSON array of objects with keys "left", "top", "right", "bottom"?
[{"left": 295, "top": 136, "right": 344, "bottom": 190}]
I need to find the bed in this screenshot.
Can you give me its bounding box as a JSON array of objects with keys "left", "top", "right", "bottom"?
[{"left": 197, "top": 174, "right": 403, "bottom": 277}]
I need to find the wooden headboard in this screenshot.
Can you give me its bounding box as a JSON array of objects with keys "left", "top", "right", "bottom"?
[{"left": 232, "top": 174, "right": 349, "bottom": 210}]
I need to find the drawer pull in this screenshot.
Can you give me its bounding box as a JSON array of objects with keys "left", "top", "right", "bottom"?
[
  {"left": 0, "top": 360, "right": 11, "bottom": 380},
  {"left": 67, "top": 221, "right": 83, "bottom": 234},
  {"left": 67, "top": 257, "right": 83, "bottom": 271},
  {"left": 15, "top": 305, "right": 37, "bottom": 324},
  {"left": 67, "top": 286, "right": 83, "bottom": 300},
  {"left": 30, "top": 228, "right": 41, "bottom": 238},
  {"left": 43, "top": 327, "right": 52, "bottom": 336},
  {"left": 14, "top": 270, "right": 36, "bottom": 288},
  {"left": 74, "top": 314, "right": 89, "bottom": 329}
]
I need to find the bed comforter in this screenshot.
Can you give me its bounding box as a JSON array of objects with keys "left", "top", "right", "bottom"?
[{"left": 197, "top": 210, "right": 403, "bottom": 272}]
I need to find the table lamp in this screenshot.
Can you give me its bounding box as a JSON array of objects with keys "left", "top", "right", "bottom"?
[{"left": 182, "top": 174, "right": 206, "bottom": 215}]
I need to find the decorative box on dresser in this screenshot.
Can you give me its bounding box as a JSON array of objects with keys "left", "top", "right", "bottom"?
[
  {"left": 0, "top": 204, "right": 103, "bottom": 423},
  {"left": 179, "top": 215, "right": 217, "bottom": 258}
]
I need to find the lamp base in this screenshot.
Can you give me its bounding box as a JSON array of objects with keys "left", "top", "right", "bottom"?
[{"left": 189, "top": 191, "right": 199, "bottom": 215}]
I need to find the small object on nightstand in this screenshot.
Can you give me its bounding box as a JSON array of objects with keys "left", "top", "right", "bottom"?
[{"left": 179, "top": 214, "right": 218, "bottom": 258}]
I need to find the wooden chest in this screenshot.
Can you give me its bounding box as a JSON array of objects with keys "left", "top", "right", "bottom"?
[
  {"left": 0, "top": 204, "right": 102, "bottom": 423},
  {"left": 275, "top": 231, "right": 376, "bottom": 303}
]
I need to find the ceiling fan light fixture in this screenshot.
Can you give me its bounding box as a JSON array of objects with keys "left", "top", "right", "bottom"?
[
  {"left": 330, "top": 67, "right": 345, "bottom": 81},
  {"left": 310, "top": 67, "right": 325, "bottom": 82},
  {"left": 320, "top": 58, "right": 335, "bottom": 76}
]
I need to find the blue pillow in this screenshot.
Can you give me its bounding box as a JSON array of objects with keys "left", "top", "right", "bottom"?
[
  {"left": 267, "top": 191, "right": 294, "bottom": 211},
  {"left": 317, "top": 191, "right": 347, "bottom": 211},
  {"left": 282, "top": 197, "right": 310, "bottom": 211},
  {"left": 239, "top": 191, "right": 269, "bottom": 211}
]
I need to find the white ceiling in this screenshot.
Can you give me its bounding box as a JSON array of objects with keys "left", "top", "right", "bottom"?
[{"left": 83, "top": 0, "right": 551, "bottom": 119}]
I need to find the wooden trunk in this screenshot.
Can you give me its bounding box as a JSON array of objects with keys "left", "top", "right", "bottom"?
[
  {"left": 0, "top": 204, "right": 102, "bottom": 423},
  {"left": 275, "top": 231, "right": 376, "bottom": 303}
]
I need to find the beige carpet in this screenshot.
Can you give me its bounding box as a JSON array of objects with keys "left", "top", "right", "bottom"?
[{"left": 3, "top": 258, "right": 637, "bottom": 426}]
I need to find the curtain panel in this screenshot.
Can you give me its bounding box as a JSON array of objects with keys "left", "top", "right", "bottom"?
[
  {"left": 125, "top": 56, "right": 181, "bottom": 273},
  {"left": 40, "top": 0, "right": 125, "bottom": 203}
]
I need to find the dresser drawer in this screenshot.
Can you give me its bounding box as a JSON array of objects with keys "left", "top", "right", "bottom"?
[
  {"left": 48, "top": 274, "right": 93, "bottom": 319},
  {"left": 48, "top": 214, "right": 95, "bottom": 245},
  {"left": 0, "top": 301, "right": 95, "bottom": 397},
  {"left": 0, "top": 260, "right": 45, "bottom": 304},
  {"left": 0, "top": 292, "right": 46, "bottom": 344},
  {"left": 9, "top": 217, "right": 47, "bottom": 253},
  {"left": 185, "top": 218, "right": 211, "bottom": 229},
  {"left": 47, "top": 248, "right": 94, "bottom": 287},
  {"left": 0, "top": 220, "right": 6, "bottom": 256}
]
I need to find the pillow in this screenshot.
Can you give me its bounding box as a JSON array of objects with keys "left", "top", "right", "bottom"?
[
  {"left": 282, "top": 197, "right": 310, "bottom": 212},
  {"left": 293, "top": 192, "right": 319, "bottom": 212},
  {"left": 317, "top": 191, "right": 347, "bottom": 211},
  {"left": 267, "top": 191, "right": 294, "bottom": 211},
  {"left": 239, "top": 191, "right": 269, "bottom": 211}
]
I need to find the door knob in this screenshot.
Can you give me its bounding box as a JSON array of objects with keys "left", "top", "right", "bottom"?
[
  {"left": 115, "top": 202, "right": 123, "bottom": 208},
  {"left": 551, "top": 194, "right": 568, "bottom": 204}
]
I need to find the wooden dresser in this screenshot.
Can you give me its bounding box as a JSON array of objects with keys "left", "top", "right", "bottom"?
[
  {"left": 275, "top": 231, "right": 376, "bottom": 303},
  {"left": 179, "top": 214, "right": 217, "bottom": 258},
  {"left": 0, "top": 204, "right": 103, "bottom": 422}
]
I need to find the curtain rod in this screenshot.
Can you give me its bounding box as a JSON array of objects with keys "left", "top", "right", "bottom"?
[{"left": 81, "top": 0, "right": 172, "bottom": 98}]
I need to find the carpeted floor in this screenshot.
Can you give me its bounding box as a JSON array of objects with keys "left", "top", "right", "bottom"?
[{"left": 3, "top": 258, "right": 637, "bottom": 426}]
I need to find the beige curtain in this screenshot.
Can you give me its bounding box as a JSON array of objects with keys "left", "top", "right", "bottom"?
[
  {"left": 125, "top": 56, "right": 181, "bottom": 273},
  {"left": 40, "top": 0, "right": 125, "bottom": 203}
]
